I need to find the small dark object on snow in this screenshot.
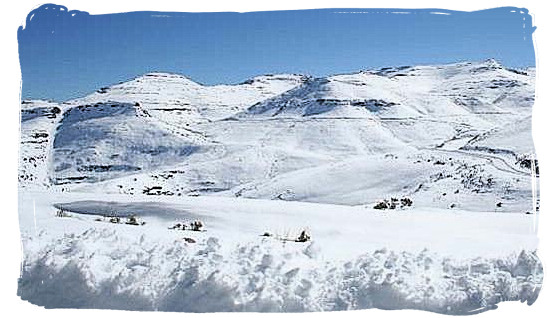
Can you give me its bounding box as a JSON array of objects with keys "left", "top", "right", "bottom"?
[
  {"left": 169, "top": 223, "right": 182, "bottom": 230},
  {"left": 109, "top": 216, "right": 121, "bottom": 224},
  {"left": 296, "top": 230, "right": 311, "bottom": 243},
  {"left": 400, "top": 197, "right": 413, "bottom": 207},
  {"left": 516, "top": 157, "right": 540, "bottom": 176},
  {"left": 126, "top": 215, "right": 140, "bottom": 226},
  {"left": 496, "top": 202, "right": 503, "bottom": 208},
  {"left": 374, "top": 200, "right": 389, "bottom": 210},
  {"left": 261, "top": 232, "right": 273, "bottom": 237},
  {"left": 449, "top": 203, "right": 457, "bottom": 209},
  {"left": 190, "top": 220, "right": 203, "bottom": 231},
  {"left": 384, "top": 198, "right": 399, "bottom": 209},
  {"left": 183, "top": 237, "right": 196, "bottom": 243},
  {"left": 375, "top": 197, "right": 412, "bottom": 210},
  {"left": 454, "top": 189, "right": 460, "bottom": 194},
  {"left": 55, "top": 209, "right": 69, "bottom": 218}
]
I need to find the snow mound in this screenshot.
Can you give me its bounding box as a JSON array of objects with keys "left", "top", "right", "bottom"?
[{"left": 18, "top": 228, "right": 542, "bottom": 313}]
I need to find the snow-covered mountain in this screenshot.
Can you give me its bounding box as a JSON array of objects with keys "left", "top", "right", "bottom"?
[
  {"left": 17, "top": 60, "right": 541, "bottom": 313},
  {"left": 68, "top": 72, "right": 308, "bottom": 133},
  {"left": 240, "top": 59, "right": 533, "bottom": 120},
  {"left": 20, "top": 59, "right": 537, "bottom": 212}
]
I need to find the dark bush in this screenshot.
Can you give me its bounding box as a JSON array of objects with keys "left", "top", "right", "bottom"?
[{"left": 373, "top": 197, "right": 413, "bottom": 210}]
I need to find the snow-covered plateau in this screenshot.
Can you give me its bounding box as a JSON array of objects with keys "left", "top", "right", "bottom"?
[{"left": 17, "top": 60, "right": 542, "bottom": 313}]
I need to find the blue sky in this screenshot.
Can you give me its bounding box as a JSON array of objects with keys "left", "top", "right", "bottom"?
[{"left": 18, "top": 5, "right": 536, "bottom": 102}]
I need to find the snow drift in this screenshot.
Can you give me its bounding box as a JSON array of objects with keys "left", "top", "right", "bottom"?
[{"left": 18, "top": 229, "right": 542, "bottom": 313}]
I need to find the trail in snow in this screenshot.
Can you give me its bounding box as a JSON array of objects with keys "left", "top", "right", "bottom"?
[{"left": 430, "top": 148, "right": 531, "bottom": 177}]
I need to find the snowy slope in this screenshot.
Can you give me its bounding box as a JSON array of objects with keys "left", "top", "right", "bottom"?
[
  {"left": 51, "top": 102, "right": 201, "bottom": 184},
  {"left": 238, "top": 76, "right": 421, "bottom": 118},
  {"left": 465, "top": 116, "right": 535, "bottom": 156},
  {"left": 218, "top": 148, "right": 535, "bottom": 213},
  {"left": 46, "top": 73, "right": 308, "bottom": 186},
  {"left": 19, "top": 100, "right": 62, "bottom": 189},
  {"left": 18, "top": 191, "right": 542, "bottom": 313},
  {"left": 70, "top": 117, "right": 417, "bottom": 201}
]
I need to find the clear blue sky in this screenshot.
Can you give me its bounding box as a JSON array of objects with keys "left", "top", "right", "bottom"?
[{"left": 18, "top": 5, "right": 536, "bottom": 102}]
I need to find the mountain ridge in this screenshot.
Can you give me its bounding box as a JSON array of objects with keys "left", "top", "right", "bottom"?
[{"left": 19, "top": 59, "right": 537, "bottom": 213}]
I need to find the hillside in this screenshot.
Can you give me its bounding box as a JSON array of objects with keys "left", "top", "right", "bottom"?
[
  {"left": 19, "top": 60, "right": 537, "bottom": 213},
  {"left": 19, "top": 100, "right": 62, "bottom": 189}
]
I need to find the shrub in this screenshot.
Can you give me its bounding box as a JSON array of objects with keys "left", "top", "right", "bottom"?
[
  {"left": 296, "top": 230, "right": 311, "bottom": 243},
  {"left": 400, "top": 197, "right": 413, "bottom": 207},
  {"left": 190, "top": 220, "right": 203, "bottom": 232},
  {"left": 55, "top": 209, "right": 70, "bottom": 218},
  {"left": 109, "top": 216, "right": 121, "bottom": 224},
  {"left": 374, "top": 201, "right": 389, "bottom": 210},
  {"left": 126, "top": 215, "right": 140, "bottom": 226},
  {"left": 373, "top": 197, "right": 413, "bottom": 210}
]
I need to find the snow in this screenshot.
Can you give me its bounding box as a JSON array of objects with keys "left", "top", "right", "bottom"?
[
  {"left": 465, "top": 116, "right": 535, "bottom": 156},
  {"left": 51, "top": 102, "right": 200, "bottom": 184},
  {"left": 67, "top": 72, "right": 307, "bottom": 133},
  {"left": 17, "top": 60, "right": 541, "bottom": 313},
  {"left": 19, "top": 100, "right": 61, "bottom": 189},
  {"left": 18, "top": 191, "right": 541, "bottom": 313}
]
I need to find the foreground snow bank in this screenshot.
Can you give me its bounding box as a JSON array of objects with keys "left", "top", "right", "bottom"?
[{"left": 18, "top": 228, "right": 542, "bottom": 314}]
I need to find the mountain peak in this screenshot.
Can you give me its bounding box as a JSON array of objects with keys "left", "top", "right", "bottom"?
[
  {"left": 481, "top": 58, "right": 503, "bottom": 69},
  {"left": 239, "top": 74, "right": 309, "bottom": 86},
  {"left": 133, "top": 72, "right": 201, "bottom": 85}
]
